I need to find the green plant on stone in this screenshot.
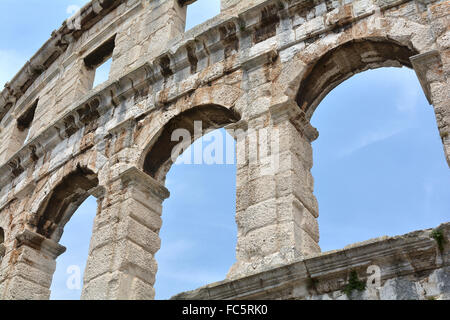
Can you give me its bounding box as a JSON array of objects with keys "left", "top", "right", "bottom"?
[
  {"left": 343, "top": 270, "right": 366, "bottom": 297},
  {"left": 238, "top": 19, "right": 246, "bottom": 32},
  {"left": 431, "top": 228, "right": 445, "bottom": 252}
]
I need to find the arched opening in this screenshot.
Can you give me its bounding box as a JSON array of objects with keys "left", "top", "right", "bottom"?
[
  {"left": 297, "top": 38, "right": 418, "bottom": 119},
  {"left": 154, "top": 128, "right": 237, "bottom": 299},
  {"left": 297, "top": 39, "right": 450, "bottom": 250},
  {"left": 32, "top": 166, "right": 98, "bottom": 241},
  {"left": 142, "top": 104, "right": 240, "bottom": 298},
  {"left": 30, "top": 166, "right": 99, "bottom": 299},
  {"left": 49, "top": 196, "right": 97, "bottom": 300}
]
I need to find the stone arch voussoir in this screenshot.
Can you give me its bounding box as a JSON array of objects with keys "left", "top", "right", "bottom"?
[
  {"left": 277, "top": 15, "right": 435, "bottom": 110},
  {"left": 26, "top": 154, "right": 100, "bottom": 241},
  {"left": 136, "top": 84, "right": 243, "bottom": 180}
]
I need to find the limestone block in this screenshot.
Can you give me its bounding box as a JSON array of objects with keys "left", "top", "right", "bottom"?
[
  {"left": 295, "top": 16, "right": 325, "bottom": 41},
  {"left": 236, "top": 174, "right": 276, "bottom": 211},
  {"left": 81, "top": 272, "right": 113, "bottom": 300},
  {"left": 2, "top": 276, "right": 50, "bottom": 300},
  {"left": 353, "top": 0, "right": 376, "bottom": 17}
]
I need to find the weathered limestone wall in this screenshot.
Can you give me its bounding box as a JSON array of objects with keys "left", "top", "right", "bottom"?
[
  {"left": 174, "top": 223, "right": 450, "bottom": 300},
  {"left": 0, "top": 0, "right": 187, "bottom": 165},
  {"left": 0, "top": 0, "right": 448, "bottom": 299}
]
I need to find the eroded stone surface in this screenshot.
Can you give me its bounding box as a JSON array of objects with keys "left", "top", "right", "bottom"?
[
  {"left": 173, "top": 223, "right": 450, "bottom": 300},
  {"left": 0, "top": 0, "right": 448, "bottom": 300}
]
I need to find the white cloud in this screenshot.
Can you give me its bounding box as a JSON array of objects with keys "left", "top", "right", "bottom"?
[
  {"left": 66, "top": 5, "right": 81, "bottom": 16},
  {"left": 335, "top": 68, "right": 424, "bottom": 158},
  {"left": 422, "top": 181, "right": 434, "bottom": 215},
  {"left": 338, "top": 127, "right": 405, "bottom": 158},
  {"left": 395, "top": 76, "right": 422, "bottom": 114}
]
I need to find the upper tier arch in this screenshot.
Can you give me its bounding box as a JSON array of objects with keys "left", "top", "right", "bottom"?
[
  {"left": 296, "top": 38, "right": 419, "bottom": 119},
  {"left": 142, "top": 104, "right": 240, "bottom": 181}
]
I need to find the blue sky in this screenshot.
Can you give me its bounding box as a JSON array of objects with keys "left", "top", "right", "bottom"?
[{"left": 1, "top": 0, "right": 448, "bottom": 300}]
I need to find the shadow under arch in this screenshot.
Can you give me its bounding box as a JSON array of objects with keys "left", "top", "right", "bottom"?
[
  {"left": 31, "top": 166, "right": 99, "bottom": 241},
  {"left": 296, "top": 38, "right": 419, "bottom": 119},
  {"left": 142, "top": 104, "right": 241, "bottom": 181},
  {"left": 140, "top": 103, "right": 240, "bottom": 297}
]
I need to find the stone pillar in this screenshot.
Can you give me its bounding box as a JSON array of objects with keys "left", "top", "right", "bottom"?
[
  {"left": 411, "top": 50, "right": 450, "bottom": 167},
  {"left": 227, "top": 100, "right": 321, "bottom": 279},
  {"left": 0, "top": 229, "right": 66, "bottom": 300},
  {"left": 81, "top": 167, "right": 169, "bottom": 300}
]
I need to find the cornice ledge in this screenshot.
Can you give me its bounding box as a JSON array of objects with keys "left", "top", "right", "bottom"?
[
  {"left": 15, "top": 228, "right": 66, "bottom": 259},
  {"left": 119, "top": 166, "right": 170, "bottom": 201},
  {"left": 0, "top": 0, "right": 125, "bottom": 123}
]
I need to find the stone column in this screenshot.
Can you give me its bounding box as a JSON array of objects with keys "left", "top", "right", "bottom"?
[
  {"left": 0, "top": 229, "right": 66, "bottom": 300},
  {"left": 227, "top": 100, "right": 321, "bottom": 279},
  {"left": 81, "top": 167, "right": 169, "bottom": 300},
  {"left": 0, "top": 243, "right": 5, "bottom": 260},
  {"left": 411, "top": 50, "right": 450, "bottom": 167},
  {"left": 411, "top": 2, "right": 450, "bottom": 167}
]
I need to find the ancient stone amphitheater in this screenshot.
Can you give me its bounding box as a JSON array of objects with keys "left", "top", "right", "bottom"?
[{"left": 0, "top": 0, "right": 448, "bottom": 300}]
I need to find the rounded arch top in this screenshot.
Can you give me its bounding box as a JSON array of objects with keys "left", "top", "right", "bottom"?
[
  {"left": 141, "top": 103, "right": 241, "bottom": 182},
  {"left": 295, "top": 38, "right": 419, "bottom": 119},
  {"left": 272, "top": 10, "right": 436, "bottom": 119},
  {"left": 30, "top": 165, "right": 99, "bottom": 241}
]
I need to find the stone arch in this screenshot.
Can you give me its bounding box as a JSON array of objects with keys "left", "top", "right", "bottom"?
[
  {"left": 135, "top": 97, "right": 241, "bottom": 297},
  {"left": 27, "top": 150, "right": 101, "bottom": 222},
  {"left": 281, "top": 27, "right": 448, "bottom": 165},
  {"left": 0, "top": 226, "right": 4, "bottom": 259},
  {"left": 136, "top": 84, "right": 243, "bottom": 181},
  {"left": 142, "top": 104, "right": 240, "bottom": 181},
  {"left": 1, "top": 158, "right": 101, "bottom": 300},
  {"left": 296, "top": 38, "right": 419, "bottom": 119},
  {"left": 275, "top": 13, "right": 436, "bottom": 106},
  {"left": 29, "top": 165, "right": 99, "bottom": 242}
]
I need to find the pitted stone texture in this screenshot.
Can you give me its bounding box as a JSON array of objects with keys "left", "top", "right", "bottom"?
[
  {"left": 0, "top": 0, "right": 448, "bottom": 300},
  {"left": 173, "top": 223, "right": 450, "bottom": 300}
]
